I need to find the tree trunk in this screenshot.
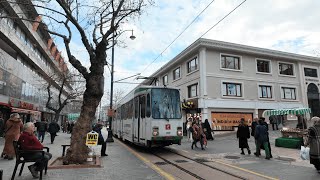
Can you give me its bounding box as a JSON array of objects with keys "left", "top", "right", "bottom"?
[{"left": 63, "top": 72, "right": 104, "bottom": 164}]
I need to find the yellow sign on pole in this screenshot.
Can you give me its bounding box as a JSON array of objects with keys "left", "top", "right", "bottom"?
[{"left": 86, "top": 131, "right": 98, "bottom": 146}]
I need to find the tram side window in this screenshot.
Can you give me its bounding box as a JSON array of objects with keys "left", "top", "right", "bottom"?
[
  {"left": 128, "top": 100, "right": 133, "bottom": 119},
  {"left": 146, "top": 94, "right": 151, "bottom": 118},
  {"left": 140, "top": 96, "right": 146, "bottom": 118},
  {"left": 121, "top": 105, "right": 125, "bottom": 119},
  {"left": 134, "top": 97, "right": 139, "bottom": 118}
]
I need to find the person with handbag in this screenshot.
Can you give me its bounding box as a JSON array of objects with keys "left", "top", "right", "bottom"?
[
  {"left": 305, "top": 116, "right": 320, "bottom": 173},
  {"left": 1, "top": 113, "right": 23, "bottom": 160}
]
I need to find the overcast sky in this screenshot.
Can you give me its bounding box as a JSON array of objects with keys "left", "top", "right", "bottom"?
[{"left": 47, "top": 0, "right": 320, "bottom": 104}]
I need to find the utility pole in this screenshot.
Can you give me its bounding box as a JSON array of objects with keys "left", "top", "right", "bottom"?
[
  {"left": 106, "top": 30, "right": 136, "bottom": 143},
  {"left": 106, "top": 32, "right": 115, "bottom": 142}
]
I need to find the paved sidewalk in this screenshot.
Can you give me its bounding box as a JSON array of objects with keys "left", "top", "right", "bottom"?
[{"left": 0, "top": 133, "right": 164, "bottom": 180}]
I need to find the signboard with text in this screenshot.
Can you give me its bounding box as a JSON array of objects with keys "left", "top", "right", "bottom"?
[
  {"left": 211, "top": 112, "right": 253, "bottom": 131},
  {"left": 85, "top": 131, "right": 98, "bottom": 146}
]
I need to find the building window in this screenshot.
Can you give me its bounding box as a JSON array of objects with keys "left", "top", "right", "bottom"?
[
  {"left": 279, "top": 63, "right": 294, "bottom": 76},
  {"left": 258, "top": 85, "right": 272, "bottom": 98},
  {"left": 304, "top": 68, "right": 318, "bottom": 78},
  {"left": 187, "top": 57, "right": 198, "bottom": 73},
  {"left": 188, "top": 84, "right": 198, "bottom": 98},
  {"left": 162, "top": 75, "right": 168, "bottom": 85},
  {"left": 173, "top": 67, "right": 180, "bottom": 80},
  {"left": 257, "top": 59, "right": 270, "bottom": 73},
  {"left": 221, "top": 54, "right": 240, "bottom": 70},
  {"left": 281, "top": 87, "right": 296, "bottom": 100},
  {"left": 222, "top": 82, "right": 242, "bottom": 97}
]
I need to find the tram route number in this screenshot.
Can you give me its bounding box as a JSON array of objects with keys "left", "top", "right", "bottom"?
[{"left": 86, "top": 131, "right": 99, "bottom": 146}]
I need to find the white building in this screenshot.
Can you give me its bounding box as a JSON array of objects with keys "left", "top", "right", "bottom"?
[
  {"left": 141, "top": 38, "right": 320, "bottom": 130},
  {"left": 0, "top": 0, "right": 72, "bottom": 124}
]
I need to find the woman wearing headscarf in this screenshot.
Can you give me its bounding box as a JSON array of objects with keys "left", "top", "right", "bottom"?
[
  {"left": 305, "top": 116, "right": 320, "bottom": 173},
  {"left": 202, "top": 119, "right": 214, "bottom": 140},
  {"left": 1, "top": 113, "right": 23, "bottom": 160},
  {"left": 237, "top": 118, "right": 251, "bottom": 155}
]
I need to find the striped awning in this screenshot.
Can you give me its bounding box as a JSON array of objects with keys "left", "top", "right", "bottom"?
[{"left": 263, "top": 108, "right": 311, "bottom": 117}]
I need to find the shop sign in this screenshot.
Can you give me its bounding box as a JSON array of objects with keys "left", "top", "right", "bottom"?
[
  {"left": 86, "top": 131, "right": 98, "bottom": 146},
  {"left": 211, "top": 112, "right": 253, "bottom": 127},
  {"left": 9, "top": 98, "right": 34, "bottom": 110}
]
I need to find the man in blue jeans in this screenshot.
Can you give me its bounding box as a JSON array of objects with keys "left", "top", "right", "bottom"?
[{"left": 37, "top": 118, "right": 47, "bottom": 143}]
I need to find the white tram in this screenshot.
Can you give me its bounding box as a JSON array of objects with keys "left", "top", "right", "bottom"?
[{"left": 112, "top": 86, "right": 183, "bottom": 147}]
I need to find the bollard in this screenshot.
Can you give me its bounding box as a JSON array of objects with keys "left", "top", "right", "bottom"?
[{"left": 0, "top": 169, "right": 3, "bottom": 180}]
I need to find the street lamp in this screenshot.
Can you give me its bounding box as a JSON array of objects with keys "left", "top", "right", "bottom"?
[{"left": 106, "top": 30, "right": 136, "bottom": 142}]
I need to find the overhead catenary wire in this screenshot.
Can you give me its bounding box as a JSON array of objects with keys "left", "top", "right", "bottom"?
[
  {"left": 140, "top": 0, "right": 247, "bottom": 76},
  {"left": 141, "top": 0, "right": 216, "bottom": 73}
]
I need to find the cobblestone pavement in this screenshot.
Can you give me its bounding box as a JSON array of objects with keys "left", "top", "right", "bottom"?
[
  {"left": 0, "top": 132, "right": 164, "bottom": 180},
  {"left": 171, "top": 122, "right": 319, "bottom": 180}
]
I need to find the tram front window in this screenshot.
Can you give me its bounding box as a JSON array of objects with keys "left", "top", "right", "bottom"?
[{"left": 151, "top": 88, "right": 182, "bottom": 119}]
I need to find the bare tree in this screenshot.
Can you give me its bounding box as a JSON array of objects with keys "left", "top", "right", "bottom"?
[
  {"left": 1, "top": 0, "right": 151, "bottom": 164},
  {"left": 41, "top": 68, "right": 85, "bottom": 123},
  {"left": 105, "top": 88, "right": 125, "bottom": 108}
]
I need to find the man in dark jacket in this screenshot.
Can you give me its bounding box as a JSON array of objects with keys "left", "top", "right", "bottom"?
[
  {"left": 48, "top": 121, "right": 60, "bottom": 144},
  {"left": 18, "top": 122, "right": 52, "bottom": 178},
  {"left": 37, "top": 118, "right": 47, "bottom": 143},
  {"left": 254, "top": 119, "right": 271, "bottom": 159},
  {"left": 261, "top": 117, "right": 273, "bottom": 158}
]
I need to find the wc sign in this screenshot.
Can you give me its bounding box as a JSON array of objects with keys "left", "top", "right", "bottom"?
[{"left": 86, "top": 131, "right": 98, "bottom": 146}]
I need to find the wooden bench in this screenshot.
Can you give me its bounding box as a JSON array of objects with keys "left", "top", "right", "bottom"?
[{"left": 61, "top": 145, "right": 70, "bottom": 157}]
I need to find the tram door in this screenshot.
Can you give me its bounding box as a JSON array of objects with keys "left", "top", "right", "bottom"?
[{"left": 133, "top": 96, "right": 139, "bottom": 142}]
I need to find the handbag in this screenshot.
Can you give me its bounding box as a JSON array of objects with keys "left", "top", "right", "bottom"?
[{"left": 300, "top": 146, "right": 310, "bottom": 160}]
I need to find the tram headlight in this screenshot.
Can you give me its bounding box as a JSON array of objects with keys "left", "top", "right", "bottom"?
[
  {"left": 153, "top": 127, "right": 159, "bottom": 136},
  {"left": 177, "top": 127, "right": 183, "bottom": 136}
]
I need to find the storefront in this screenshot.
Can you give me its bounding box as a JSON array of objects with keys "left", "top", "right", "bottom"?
[{"left": 9, "top": 97, "right": 41, "bottom": 123}]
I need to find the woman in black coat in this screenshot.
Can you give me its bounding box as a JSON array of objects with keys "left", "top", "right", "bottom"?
[
  {"left": 237, "top": 118, "right": 251, "bottom": 155},
  {"left": 203, "top": 119, "right": 214, "bottom": 140}
]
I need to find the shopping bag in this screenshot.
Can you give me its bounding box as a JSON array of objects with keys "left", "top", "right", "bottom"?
[{"left": 300, "top": 146, "right": 310, "bottom": 160}]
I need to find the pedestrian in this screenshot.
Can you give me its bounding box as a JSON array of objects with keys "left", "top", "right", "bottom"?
[
  {"left": 70, "top": 122, "right": 75, "bottom": 133},
  {"left": 203, "top": 119, "right": 214, "bottom": 140},
  {"left": 48, "top": 121, "right": 60, "bottom": 144},
  {"left": 1, "top": 113, "right": 23, "bottom": 160},
  {"left": 305, "top": 116, "right": 320, "bottom": 173},
  {"left": 0, "top": 112, "right": 4, "bottom": 137},
  {"left": 37, "top": 118, "right": 48, "bottom": 143},
  {"left": 191, "top": 121, "right": 205, "bottom": 150},
  {"left": 237, "top": 118, "right": 251, "bottom": 155},
  {"left": 269, "top": 115, "right": 278, "bottom": 130},
  {"left": 254, "top": 119, "right": 271, "bottom": 160},
  {"left": 186, "top": 117, "right": 193, "bottom": 142},
  {"left": 101, "top": 125, "right": 109, "bottom": 156},
  {"left": 251, "top": 117, "right": 259, "bottom": 155},
  {"left": 18, "top": 122, "right": 52, "bottom": 178},
  {"left": 261, "top": 117, "right": 273, "bottom": 158},
  {"left": 93, "top": 122, "right": 108, "bottom": 156}
]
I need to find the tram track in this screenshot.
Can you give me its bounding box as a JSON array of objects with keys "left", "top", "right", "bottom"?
[{"left": 151, "top": 148, "right": 248, "bottom": 180}]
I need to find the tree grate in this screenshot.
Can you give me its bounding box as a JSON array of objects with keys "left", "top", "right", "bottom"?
[
  {"left": 154, "top": 162, "right": 168, "bottom": 165},
  {"left": 175, "top": 159, "right": 188, "bottom": 163}
]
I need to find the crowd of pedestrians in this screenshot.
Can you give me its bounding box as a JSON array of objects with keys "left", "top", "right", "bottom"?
[{"left": 187, "top": 116, "right": 214, "bottom": 150}]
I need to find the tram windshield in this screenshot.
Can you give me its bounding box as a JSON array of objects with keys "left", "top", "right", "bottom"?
[{"left": 151, "top": 88, "right": 182, "bottom": 119}]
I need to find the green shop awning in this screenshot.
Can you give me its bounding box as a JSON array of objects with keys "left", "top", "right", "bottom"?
[
  {"left": 67, "top": 113, "right": 80, "bottom": 121},
  {"left": 263, "top": 108, "right": 311, "bottom": 117}
]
